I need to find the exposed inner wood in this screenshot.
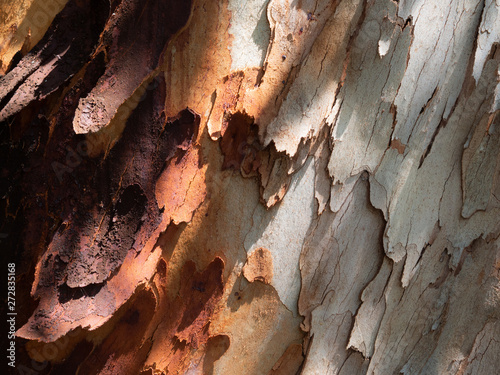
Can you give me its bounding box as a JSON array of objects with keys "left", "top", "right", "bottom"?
[{"left": 1, "top": 0, "right": 499, "bottom": 374}]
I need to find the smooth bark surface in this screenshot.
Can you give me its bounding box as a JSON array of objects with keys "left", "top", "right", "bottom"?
[{"left": 1, "top": 0, "right": 499, "bottom": 374}]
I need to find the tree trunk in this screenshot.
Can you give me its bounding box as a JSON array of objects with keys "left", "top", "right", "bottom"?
[{"left": 2, "top": 0, "right": 499, "bottom": 374}]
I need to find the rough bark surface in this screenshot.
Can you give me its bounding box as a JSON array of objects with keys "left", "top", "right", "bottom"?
[{"left": 1, "top": 0, "right": 499, "bottom": 374}]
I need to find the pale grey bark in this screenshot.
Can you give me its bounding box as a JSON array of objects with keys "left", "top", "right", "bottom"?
[{"left": 5, "top": 0, "right": 499, "bottom": 373}]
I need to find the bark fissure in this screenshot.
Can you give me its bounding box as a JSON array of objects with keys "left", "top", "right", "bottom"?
[{"left": 2, "top": 0, "right": 500, "bottom": 373}]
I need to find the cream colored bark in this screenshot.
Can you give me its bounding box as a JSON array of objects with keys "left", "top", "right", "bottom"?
[
  {"left": 5, "top": 0, "right": 500, "bottom": 374},
  {"left": 200, "top": 0, "right": 500, "bottom": 373}
]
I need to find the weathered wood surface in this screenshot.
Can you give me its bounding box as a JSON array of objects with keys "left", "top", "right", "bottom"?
[{"left": 1, "top": 0, "right": 499, "bottom": 374}]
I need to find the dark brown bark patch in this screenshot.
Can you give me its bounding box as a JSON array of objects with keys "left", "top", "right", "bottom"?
[
  {"left": 219, "top": 110, "right": 290, "bottom": 206},
  {"left": 73, "top": 0, "right": 193, "bottom": 133},
  {"left": 145, "top": 257, "right": 225, "bottom": 373},
  {"left": 220, "top": 110, "right": 258, "bottom": 171},
  {"left": 75, "top": 288, "right": 156, "bottom": 375},
  {"left": 34, "top": 79, "right": 198, "bottom": 296},
  {"left": 17, "top": 71, "right": 200, "bottom": 341},
  {"left": 0, "top": 0, "right": 109, "bottom": 121}
]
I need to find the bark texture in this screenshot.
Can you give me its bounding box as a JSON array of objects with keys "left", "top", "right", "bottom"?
[{"left": 1, "top": 0, "right": 499, "bottom": 374}]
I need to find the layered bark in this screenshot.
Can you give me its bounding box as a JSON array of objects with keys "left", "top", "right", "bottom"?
[{"left": 1, "top": 0, "right": 499, "bottom": 374}]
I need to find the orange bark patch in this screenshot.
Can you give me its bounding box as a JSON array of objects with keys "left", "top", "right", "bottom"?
[
  {"left": 390, "top": 138, "right": 406, "bottom": 154},
  {"left": 243, "top": 247, "right": 274, "bottom": 284},
  {"left": 208, "top": 68, "right": 262, "bottom": 139},
  {"left": 163, "top": 0, "right": 232, "bottom": 123},
  {"left": 145, "top": 257, "right": 225, "bottom": 373},
  {"left": 155, "top": 144, "right": 206, "bottom": 225},
  {"left": 209, "top": 71, "right": 245, "bottom": 138},
  {"left": 74, "top": 288, "right": 156, "bottom": 374},
  {"left": 202, "top": 334, "right": 231, "bottom": 373},
  {"left": 208, "top": 275, "right": 304, "bottom": 374},
  {"left": 0, "top": 0, "right": 68, "bottom": 74},
  {"left": 269, "top": 343, "right": 304, "bottom": 375}
]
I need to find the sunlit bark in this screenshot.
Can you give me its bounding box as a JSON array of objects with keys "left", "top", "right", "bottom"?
[{"left": 1, "top": 0, "right": 499, "bottom": 374}]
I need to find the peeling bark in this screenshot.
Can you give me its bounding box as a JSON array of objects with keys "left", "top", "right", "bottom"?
[{"left": 2, "top": 0, "right": 500, "bottom": 374}]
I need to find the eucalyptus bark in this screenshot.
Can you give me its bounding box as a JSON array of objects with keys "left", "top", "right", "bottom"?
[{"left": 1, "top": 0, "right": 499, "bottom": 374}]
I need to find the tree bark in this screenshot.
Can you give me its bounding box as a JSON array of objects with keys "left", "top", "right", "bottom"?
[{"left": 1, "top": 0, "right": 499, "bottom": 374}]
